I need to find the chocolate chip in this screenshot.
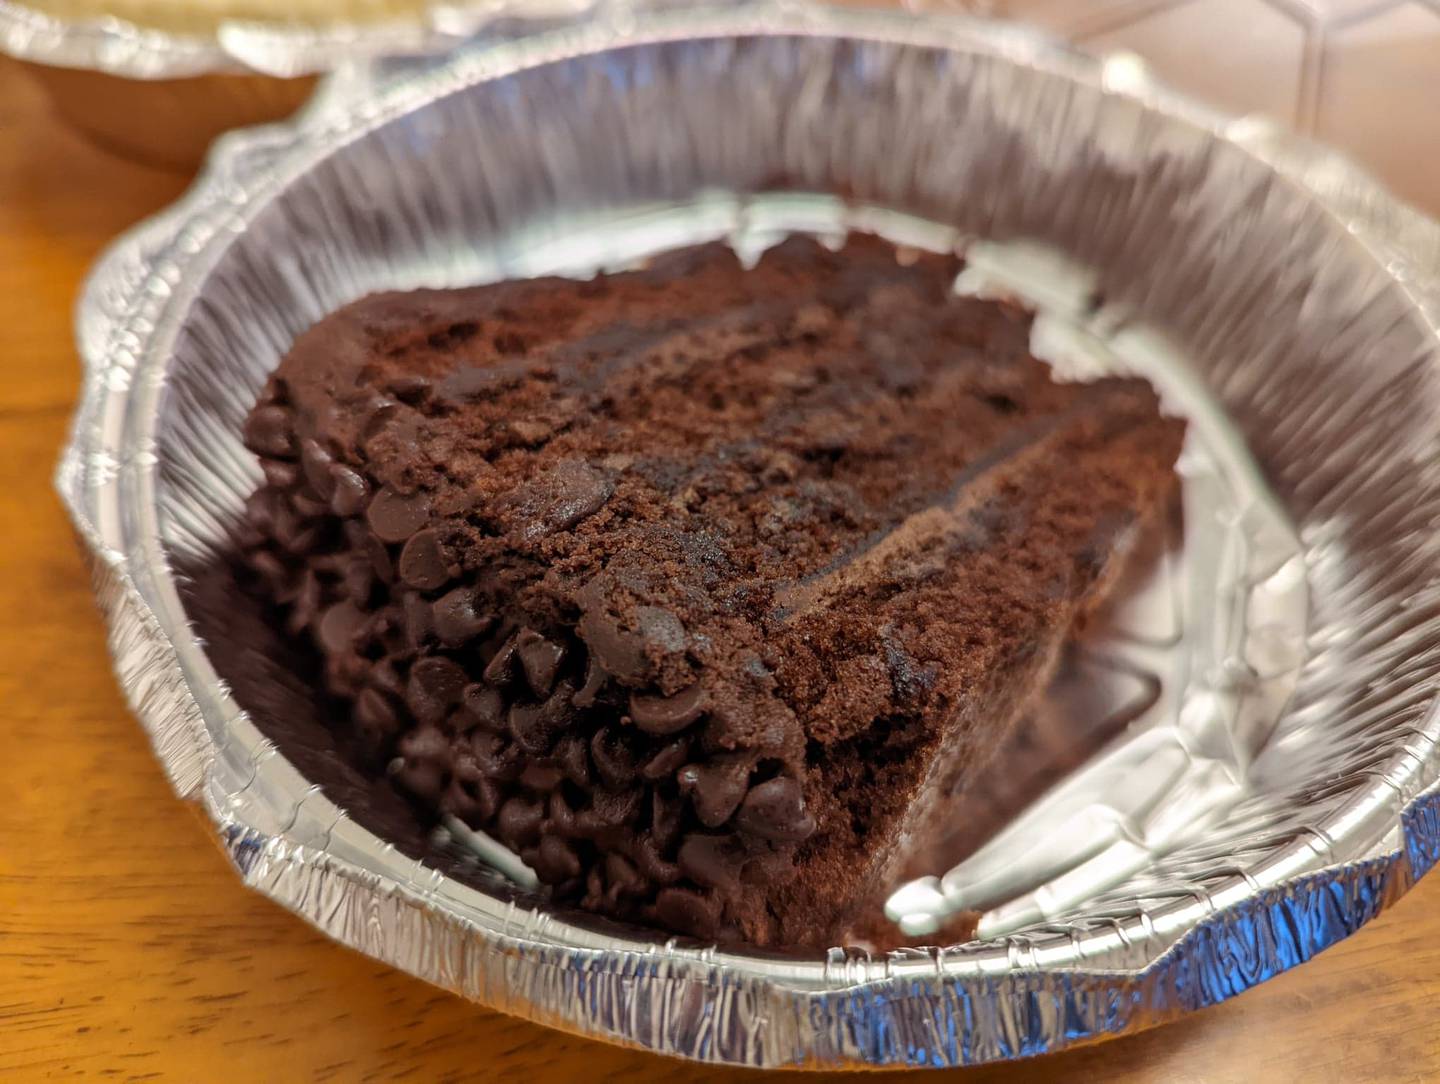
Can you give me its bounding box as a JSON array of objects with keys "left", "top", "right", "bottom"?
[
  {"left": 300, "top": 439, "right": 337, "bottom": 499},
  {"left": 405, "top": 656, "right": 466, "bottom": 723},
  {"left": 285, "top": 571, "right": 322, "bottom": 636},
  {"left": 366, "top": 535, "right": 396, "bottom": 584},
  {"left": 261, "top": 458, "right": 300, "bottom": 490},
  {"left": 678, "top": 834, "right": 743, "bottom": 892},
  {"left": 482, "top": 632, "right": 519, "bottom": 684},
  {"left": 401, "top": 593, "right": 433, "bottom": 650},
  {"left": 461, "top": 684, "right": 505, "bottom": 731},
  {"left": 583, "top": 867, "right": 606, "bottom": 908},
  {"left": 516, "top": 629, "right": 565, "bottom": 697},
  {"left": 554, "top": 734, "right": 592, "bottom": 787},
  {"left": 398, "top": 528, "right": 453, "bottom": 590},
  {"left": 385, "top": 373, "right": 432, "bottom": 404},
  {"left": 735, "top": 776, "right": 815, "bottom": 842},
  {"left": 248, "top": 549, "right": 291, "bottom": 594},
  {"left": 590, "top": 726, "right": 639, "bottom": 789},
  {"left": 316, "top": 599, "right": 365, "bottom": 655},
  {"left": 354, "top": 689, "right": 400, "bottom": 742},
  {"left": 244, "top": 488, "right": 278, "bottom": 536},
  {"left": 519, "top": 762, "right": 564, "bottom": 791},
  {"left": 507, "top": 682, "right": 576, "bottom": 754},
  {"left": 290, "top": 491, "right": 330, "bottom": 519},
  {"left": 677, "top": 757, "right": 751, "bottom": 828},
  {"left": 366, "top": 486, "right": 430, "bottom": 543},
  {"left": 470, "top": 730, "right": 522, "bottom": 781},
  {"left": 654, "top": 887, "right": 719, "bottom": 938},
  {"left": 882, "top": 628, "right": 938, "bottom": 709},
  {"left": 649, "top": 790, "right": 683, "bottom": 850},
  {"left": 392, "top": 757, "right": 445, "bottom": 801},
  {"left": 330, "top": 465, "right": 370, "bottom": 516},
  {"left": 632, "top": 838, "right": 680, "bottom": 885},
  {"left": 370, "top": 660, "right": 405, "bottom": 699},
  {"left": 399, "top": 724, "right": 449, "bottom": 761},
  {"left": 605, "top": 853, "right": 644, "bottom": 896},
  {"left": 497, "top": 796, "right": 543, "bottom": 845},
  {"left": 324, "top": 653, "right": 368, "bottom": 699},
  {"left": 342, "top": 555, "right": 374, "bottom": 606},
  {"left": 635, "top": 606, "right": 687, "bottom": 653},
  {"left": 359, "top": 397, "right": 399, "bottom": 442},
  {"left": 391, "top": 725, "right": 450, "bottom": 801},
  {"left": 512, "top": 459, "right": 612, "bottom": 541},
  {"left": 629, "top": 684, "right": 705, "bottom": 735},
  {"left": 244, "top": 404, "right": 296, "bottom": 458},
  {"left": 535, "top": 836, "right": 582, "bottom": 884},
  {"left": 572, "top": 653, "right": 609, "bottom": 709},
  {"left": 275, "top": 505, "right": 321, "bottom": 556},
  {"left": 577, "top": 608, "right": 647, "bottom": 685},
  {"left": 591, "top": 787, "right": 643, "bottom": 828},
  {"left": 639, "top": 735, "right": 692, "bottom": 781},
  {"left": 432, "top": 586, "right": 494, "bottom": 646},
  {"left": 442, "top": 775, "right": 499, "bottom": 825},
  {"left": 547, "top": 789, "right": 577, "bottom": 834}
]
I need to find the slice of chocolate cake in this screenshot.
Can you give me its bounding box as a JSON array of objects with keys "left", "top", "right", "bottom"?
[{"left": 237, "top": 235, "right": 1184, "bottom": 948}]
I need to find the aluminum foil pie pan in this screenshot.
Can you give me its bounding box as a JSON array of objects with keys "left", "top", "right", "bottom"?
[{"left": 59, "top": 1, "right": 1440, "bottom": 1068}]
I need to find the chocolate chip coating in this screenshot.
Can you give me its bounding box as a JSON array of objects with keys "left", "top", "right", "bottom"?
[
  {"left": 330, "top": 465, "right": 371, "bottom": 516},
  {"left": 508, "top": 681, "right": 577, "bottom": 755},
  {"left": 243, "top": 404, "right": 296, "bottom": 458},
  {"left": 300, "top": 439, "right": 337, "bottom": 498},
  {"left": 398, "top": 529, "right": 453, "bottom": 590},
  {"left": 432, "top": 586, "right": 493, "bottom": 646},
  {"left": 261, "top": 458, "right": 300, "bottom": 490},
  {"left": 629, "top": 684, "right": 705, "bottom": 735},
  {"left": 510, "top": 459, "right": 612, "bottom": 542},
  {"left": 366, "top": 486, "right": 430, "bottom": 543},
  {"left": 677, "top": 757, "right": 751, "bottom": 828},
  {"left": 496, "top": 796, "right": 543, "bottom": 846},
  {"left": 734, "top": 777, "right": 815, "bottom": 842},
  {"left": 653, "top": 887, "right": 720, "bottom": 939},
  {"left": 316, "top": 599, "right": 364, "bottom": 655},
  {"left": 677, "top": 834, "right": 743, "bottom": 892},
  {"left": 406, "top": 657, "right": 466, "bottom": 724},
  {"left": 482, "top": 631, "right": 519, "bottom": 684},
  {"left": 461, "top": 684, "right": 505, "bottom": 731},
  {"left": 516, "top": 629, "right": 565, "bottom": 697}
]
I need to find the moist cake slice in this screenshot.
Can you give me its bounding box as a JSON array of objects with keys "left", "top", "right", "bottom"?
[{"left": 236, "top": 235, "right": 1185, "bottom": 948}]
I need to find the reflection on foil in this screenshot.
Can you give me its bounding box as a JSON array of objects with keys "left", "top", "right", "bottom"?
[{"left": 887, "top": 242, "right": 1310, "bottom": 937}]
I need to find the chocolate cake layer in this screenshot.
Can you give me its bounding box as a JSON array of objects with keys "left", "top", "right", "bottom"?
[{"left": 236, "top": 235, "right": 1185, "bottom": 947}]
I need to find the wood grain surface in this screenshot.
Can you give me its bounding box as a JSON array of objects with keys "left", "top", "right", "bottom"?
[{"left": 4, "top": 56, "right": 1440, "bottom": 1084}]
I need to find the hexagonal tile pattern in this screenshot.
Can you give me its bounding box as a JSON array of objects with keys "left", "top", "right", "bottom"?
[
  {"left": 991, "top": 0, "right": 1168, "bottom": 35},
  {"left": 1076, "top": 0, "right": 1308, "bottom": 125},
  {"left": 1294, "top": 0, "right": 1402, "bottom": 21},
  {"left": 1316, "top": 2, "right": 1440, "bottom": 212},
  {"left": 935, "top": 0, "right": 1438, "bottom": 215}
]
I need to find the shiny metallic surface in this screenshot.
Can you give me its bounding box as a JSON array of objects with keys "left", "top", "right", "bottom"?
[{"left": 58, "top": 3, "right": 1440, "bottom": 1068}]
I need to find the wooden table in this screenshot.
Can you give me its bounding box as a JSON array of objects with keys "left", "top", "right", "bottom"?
[{"left": 5, "top": 57, "right": 1440, "bottom": 1083}]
